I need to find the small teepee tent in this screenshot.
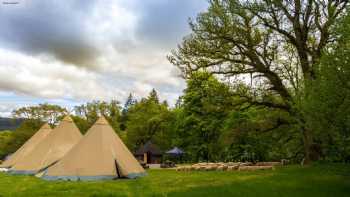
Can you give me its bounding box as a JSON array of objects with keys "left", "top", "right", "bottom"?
[
  {"left": 10, "top": 116, "right": 82, "bottom": 174},
  {"left": 0, "top": 123, "right": 52, "bottom": 168},
  {"left": 42, "top": 116, "right": 145, "bottom": 181}
]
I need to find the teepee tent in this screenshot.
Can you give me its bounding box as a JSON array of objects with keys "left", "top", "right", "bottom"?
[
  {"left": 41, "top": 116, "right": 145, "bottom": 181},
  {"left": 0, "top": 123, "right": 52, "bottom": 168},
  {"left": 10, "top": 116, "right": 82, "bottom": 174}
]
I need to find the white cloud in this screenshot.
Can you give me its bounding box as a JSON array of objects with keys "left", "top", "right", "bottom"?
[
  {"left": 0, "top": 0, "right": 208, "bottom": 114},
  {"left": 0, "top": 103, "right": 15, "bottom": 117},
  {"left": 0, "top": 48, "right": 126, "bottom": 101},
  {"left": 0, "top": 47, "right": 184, "bottom": 107}
]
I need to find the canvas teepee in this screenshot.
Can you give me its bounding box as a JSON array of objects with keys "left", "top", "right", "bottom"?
[
  {"left": 10, "top": 116, "right": 82, "bottom": 174},
  {"left": 0, "top": 123, "right": 52, "bottom": 168},
  {"left": 42, "top": 116, "right": 145, "bottom": 181}
]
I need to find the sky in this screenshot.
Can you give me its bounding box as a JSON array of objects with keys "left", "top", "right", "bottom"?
[{"left": 0, "top": 0, "right": 209, "bottom": 117}]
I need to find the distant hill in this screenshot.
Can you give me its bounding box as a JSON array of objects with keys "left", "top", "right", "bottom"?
[{"left": 0, "top": 117, "right": 24, "bottom": 131}]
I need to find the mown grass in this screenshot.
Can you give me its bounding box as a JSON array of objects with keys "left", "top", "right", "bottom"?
[{"left": 0, "top": 164, "right": 349, "bottom": 197}]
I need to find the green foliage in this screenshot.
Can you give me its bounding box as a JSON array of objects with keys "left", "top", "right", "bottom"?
[
  {"left": 173, "top": 72, "right": 303, "bottom": 163},
  {"left": 304, "top": 14, "right": 350, "bottom": 162},
  {"left": 177, "top": 72, "right": 235, "bottom": 161},
  {"left": 0, "top": 131, "right": 13, "bottom": 159},
  {"left": 168, "top": 0, "right": 349, "bottom": 163},
  {"left": 71, "top": 116, "right": 91, "bottom": 135},
  {"left": 126, "top": 89, "right": 174, "bottom": 151},
  {"left": 220, "top": 109, "right": 302, "bottom": 162},
  {"left": 0, "top": 119, "right": 43, "bottom": 159},
  {"left": 12, "top": 103, "right": 67, "bottom": 126},
  {"left": 120, "top": 93, "right": 137, "bottom": 131},
  {"left": 74, "top": 100, "right": 121, "bottom": 134},
  {"left": 148, "top": 88, "right": 160, "bottom": 104}
]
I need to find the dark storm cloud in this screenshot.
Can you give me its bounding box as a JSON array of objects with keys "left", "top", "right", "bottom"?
[
  {"left": 0, "top": 0, "right": 100, "bottom": 67},
  {"left": 0, "top": 0, "right": 208, "bottom": 66},
  {"left": 134, "top": 0, "right": 208, "bottom": 49}
]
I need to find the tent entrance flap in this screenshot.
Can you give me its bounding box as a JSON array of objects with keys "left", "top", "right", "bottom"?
[{"left": 115, "top": 159, "right": 121, "bottom": 178}]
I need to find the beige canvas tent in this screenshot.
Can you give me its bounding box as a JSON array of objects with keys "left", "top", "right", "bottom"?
[
  {"left": 0, "top": 123, "right": 52, "bottom": 168},
  {"left": 10, "top": 116, "right": 82, "bottom": 174},
  {"left": 41, "top": 116, "right": 145, "bottom": 181}
]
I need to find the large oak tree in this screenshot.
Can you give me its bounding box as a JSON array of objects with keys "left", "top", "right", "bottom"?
[{"left": 169, "top": 0, "right": 349, "bottom": 163}]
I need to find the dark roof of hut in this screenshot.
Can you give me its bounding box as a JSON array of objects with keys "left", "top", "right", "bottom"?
[{"left": 134, "top": 141, "right": 162, "bottom": 156}]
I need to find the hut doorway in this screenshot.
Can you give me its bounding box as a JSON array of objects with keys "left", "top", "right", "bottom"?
[{"left": 143, "top": 152, "right": 152, "bottom": 164}]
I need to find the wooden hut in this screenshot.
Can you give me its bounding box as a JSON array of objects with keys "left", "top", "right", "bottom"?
[{"left": 134, "top": 141, "right": 162, "bottom": 164}]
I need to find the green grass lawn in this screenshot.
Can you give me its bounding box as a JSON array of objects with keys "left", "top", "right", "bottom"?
[{"left": 0, "top": 164, "right": 349, "bottom": 197}]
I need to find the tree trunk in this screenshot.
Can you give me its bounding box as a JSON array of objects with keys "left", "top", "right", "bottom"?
[{"left": 302, "top": 126, "right": 313, "bottom": 165}]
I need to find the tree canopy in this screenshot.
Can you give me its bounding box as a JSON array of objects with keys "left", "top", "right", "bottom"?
[
  {"left": 168, "top": 0, "right": 349, "bottom": 163},
  {"left": 12, "top": 103, "right": 67, "bottom": 126},
  {"left": 126, "top": 89, "right": 174, "bottom": 151}
]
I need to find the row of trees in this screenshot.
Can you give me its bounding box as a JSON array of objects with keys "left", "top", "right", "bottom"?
[
  {"left": 0, "top": 78, "right": 292, "bottom": 162},
  {"left": 0, "top": 90, "right": 175, "bottom": 160}
]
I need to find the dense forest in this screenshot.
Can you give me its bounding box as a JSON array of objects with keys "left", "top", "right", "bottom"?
[
  {"left": 1, "top": 0, "right": 349, "bottom": 164},
  {"left": 0, "top": 117, "right": 23, "bottom": 131}
]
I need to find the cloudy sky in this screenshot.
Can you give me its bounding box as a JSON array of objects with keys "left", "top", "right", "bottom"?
[{"left": 0, "top": 0, "right": 208, "bottom": 116}]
